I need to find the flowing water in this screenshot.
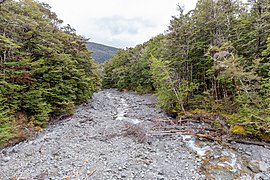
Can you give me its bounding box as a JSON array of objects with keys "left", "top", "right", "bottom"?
[
  {"left": 112, "top": 92, "right": 269, "bottom": 179},
  {"left": 182, "top": 135, "right": 254, "bottom": 179},
  {"left": 1, "top": 89, "right": 269, "bottom": 179}
]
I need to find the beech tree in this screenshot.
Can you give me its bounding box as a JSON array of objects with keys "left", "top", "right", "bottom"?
[
  {"left": 0, "top": 0, "right": 99, "bottom": 147},
  {"left": 103, "top": 0, "right": 270, "bottom": 139}
]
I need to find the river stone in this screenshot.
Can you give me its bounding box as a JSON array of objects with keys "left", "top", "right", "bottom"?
[
  {"left": 2, "top": 156, "right": 11, "bottom": 162},
  {"left": 248, "top": 160, "right": 270, "bottom": 173},
  {"left": 2, "top": 89, "right": 266, "bottom": 179},
  {"left": 258, "top": 161, "right": 270, "bottom": 172},
  {"left": 239, "top": 174, "right": 252, "bottom": 180},
  {"left": 260, "top": 149, "right": 270, "bottom": 163},
  {"left": 248, "top": 160, "right": 261, "bottom": 173},
  {"left": 254, "top": 172, "right": 270, "bottom": 180},
  {"left": 208, "top": 170, "right": 234, "bottom": 180}
]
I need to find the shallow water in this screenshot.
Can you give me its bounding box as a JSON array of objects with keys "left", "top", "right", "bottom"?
[
  {"left": 182, "top": 135, "right": 253, "bottom": 179},
  {"left": 115, "top": 97, "right": 143, "bottom": 124}
]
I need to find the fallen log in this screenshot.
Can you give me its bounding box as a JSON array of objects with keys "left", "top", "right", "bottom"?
[
  {"left": 151, "top": 129, "right": 192, "bottom": 134},
  {"left": 87, "top": 169, "right": 96, "bottom": 177},
  {"left": 193, "top": 133, "right": 220, "bottom": 141},
  {"left": 227, "top": 138, "right": 270, "bottom": 149},
  {"left": 151, "top": 130, "right": 193, "bottom": 136}
]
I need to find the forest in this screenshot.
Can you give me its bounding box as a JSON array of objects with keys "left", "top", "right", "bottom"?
[
  {"left": 1, "top": 0, "right": 270, "bottom": 148},
  {"left": 0, "top": 0, "right": 100, "bottom": 147},
  {"left": 103, "top": 0, "right": 270, "bottom": 141}
]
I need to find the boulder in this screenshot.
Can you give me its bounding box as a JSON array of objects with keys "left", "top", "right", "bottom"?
[{"left": 248, "top": 160, "right": 270, "bottom": 173}]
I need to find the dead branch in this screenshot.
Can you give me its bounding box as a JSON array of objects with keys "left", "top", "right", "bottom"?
[
  {"left": 153, "top": 130, "right": 192, "bottom": 133},
  {"left": 154, "top": 118, "right": 201, "bottom": 123},
  {"left": 193, "top": 133, "right": 220, "bottom": 141},
  {"left": 227, "top": 138, "right": 270, "bottom": 149},
  {"left": 236, "top": 122, "right": 270, "bottom": 126},
  {"left": 151, "top": 130, "right": 193, "bottom": 136},
  {"left": 151, "top": 132, "right": 190, "bottom": 136},
  {"left": 87, "top": 169, "right": 96, "bottom": 177},
  {"left": 38, "top": 138, "right": 48, "bottom": 153}
]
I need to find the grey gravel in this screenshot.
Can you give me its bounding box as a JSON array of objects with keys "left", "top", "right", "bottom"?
[
  {"left": 0, "top": 89, "right": 203, "bottom": 180},
  {"left": 233, "top": 143, "right": 270, "bottom": 179}
]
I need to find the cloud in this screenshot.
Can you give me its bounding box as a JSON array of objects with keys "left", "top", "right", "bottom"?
[
  {"left": 96, "top": 16, "right": 157, "bottom": 36},
  {"left": 40, "top": 0, "right": 197, "bottom": 48}
]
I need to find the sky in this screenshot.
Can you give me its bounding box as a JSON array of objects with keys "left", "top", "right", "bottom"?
[{"left": 40, "top": 0, "right": 197, "bottom": 48}]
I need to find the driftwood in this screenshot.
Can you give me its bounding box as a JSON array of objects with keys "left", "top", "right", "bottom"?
[
  {"left": 151, "top": 132, "right": 220, "bottom": 143},
  {"left": 154, "top": 116, "right": 229, "bottom": 131},
  {"left": 153, "top": 117, "right": 270, "bottom": 149},
  {"left": 154, "top": 119, "right": 175, "bottom": 122},
  {"left": 227, "top": 138, "right": 270, "bottom": 149},
  {"left": 178, "top": 119, "right": 203, "bottom": 123},
  {"left": 193, "top": 133, "right": 220, "bottom": 141},
  {"left": 154, "top": 118, "right": 201, "bottom": 123},
  {"left": 152, "top": 132, "right": 190, "bottom": 136},
  {"left": 151, "top": 129, "right": 193, "bottom": 135},
  {"left": 38, "top": 138, "right": 48, "bottom": 153},
  {"left": 236, "top": 121, "right": 270, "bottom": 126},
  {"left": 87, "top": 169, "right": 96, "bottom": 177},
  {"left": 153, "top": 131, "right": 270, "bottom": 149}
]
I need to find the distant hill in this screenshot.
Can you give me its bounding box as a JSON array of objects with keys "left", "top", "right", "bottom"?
[{"left": 87, "top": 42, "right": 119, "bottom": 63}]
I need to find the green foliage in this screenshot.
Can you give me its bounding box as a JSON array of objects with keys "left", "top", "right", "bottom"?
[
  {"left": 150, "top": 56, "right": 179, "bottom": 111},
  {"left": 0, "top": 99, "right": 15, "bottom": 146},
  {"left": 103, "top": 35, "right": 165, "bottom": 93},
  {"left": 0, "top": 0, "right": 100, "bottom": 147},
  {"left": 103, "top": 0, "right": 270, "bottom": 139},
  {"left": 262, "top": 37, "right": 270, "bottom": 57},
  {"left": 21, "top": 89, "right": 52, "bottom": 125},
  {"left": 229, "top": 105, "right": 270, "bottom": 138}
]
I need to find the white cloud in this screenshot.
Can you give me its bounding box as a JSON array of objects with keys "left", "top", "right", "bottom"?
[{"left": 40, "top": 0, "right": 197, "bottom": 48}]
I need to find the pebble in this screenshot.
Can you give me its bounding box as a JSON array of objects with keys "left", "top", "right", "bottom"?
[
  {"left": 0, "top": 90, "right": 202, "bottom": 179},
  {"left": 1, "top": 149, "right": 7, "bottom": 155},
  {"left": 2, "top": 156, "right": 11, "bottom": 162}
]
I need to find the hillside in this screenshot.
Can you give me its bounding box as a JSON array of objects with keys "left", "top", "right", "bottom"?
[{"left": 87, "top": 42, "right": 119, "bottom": 63}]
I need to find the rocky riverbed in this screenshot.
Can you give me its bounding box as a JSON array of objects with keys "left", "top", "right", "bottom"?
[{"left": 0, "top": 89, "right": 270, "bottom": 179}]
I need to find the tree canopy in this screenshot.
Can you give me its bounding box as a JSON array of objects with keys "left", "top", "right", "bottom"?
[
  {"left": 103, "top": 0, "right": 270, "bottom": 140},
  {"left": 0, "top": 0, "right": 100, "bottom": 147}
]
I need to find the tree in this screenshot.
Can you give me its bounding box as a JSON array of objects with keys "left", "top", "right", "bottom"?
[
  {"left": 0, "top": 0, "right": 100, "bottom": 147},
  {"left": 103, "top": 0, "right": 270, "bottom": 139}
]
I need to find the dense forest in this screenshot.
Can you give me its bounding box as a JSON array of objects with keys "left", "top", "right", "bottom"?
[
  {"left": 0, "top": 0, "right": 100, "bottom": 147},
  {"left": 103, "top": 0, "right": 270, "bottom": 140},
  {"left": 1, "top": 0, "right": 270, "bottom": 148}
]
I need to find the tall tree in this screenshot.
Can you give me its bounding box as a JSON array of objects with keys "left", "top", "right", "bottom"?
[{"left": 0, "top": 0, "right": 99, "bottom": 147}]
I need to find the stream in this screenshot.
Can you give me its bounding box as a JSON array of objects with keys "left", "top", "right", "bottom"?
[{"left": 0, "top": 89, "right": 269, "bottom": 179}]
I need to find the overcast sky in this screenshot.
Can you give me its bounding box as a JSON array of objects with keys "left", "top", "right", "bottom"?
[{"left": 40, "top": 0, "right": 197, "bottom": 48}]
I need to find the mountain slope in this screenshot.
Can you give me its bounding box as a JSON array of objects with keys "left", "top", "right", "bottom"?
[{"left": 87, "top": 42, "right": 119, "bottom": 63}]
